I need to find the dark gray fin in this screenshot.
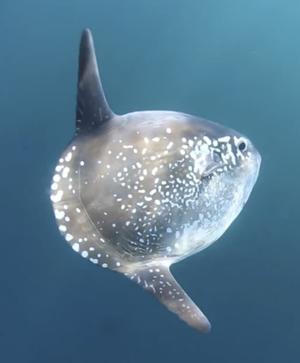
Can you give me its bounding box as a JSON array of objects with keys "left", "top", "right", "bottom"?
[
  {"left": 124, "top": 263, "right": 211, "bottom": 333},
  {"left": 76, "top": 28, "right": 114, "bottom": 134}
]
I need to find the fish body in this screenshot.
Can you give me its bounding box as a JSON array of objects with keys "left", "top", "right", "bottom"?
[{"left": 50, "top": 29, "right": 261, "bottom": 332}]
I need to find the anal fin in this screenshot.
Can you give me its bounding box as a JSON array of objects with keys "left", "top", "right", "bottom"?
[{"left": 124, "top": 263, "right": 211, "bottom": 333}]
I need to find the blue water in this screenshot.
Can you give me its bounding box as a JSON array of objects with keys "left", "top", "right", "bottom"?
[{"left": 1, "top": 1, "right": 299, "bottom": 362}]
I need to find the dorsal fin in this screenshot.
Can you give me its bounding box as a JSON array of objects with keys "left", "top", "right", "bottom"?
[{"left": 76, "top": 28, "right": 114, "bottom": 134}]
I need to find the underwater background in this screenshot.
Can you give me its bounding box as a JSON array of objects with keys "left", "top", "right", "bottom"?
[{"left": 1, "top": 0, "right": 299, "bottom": 362}]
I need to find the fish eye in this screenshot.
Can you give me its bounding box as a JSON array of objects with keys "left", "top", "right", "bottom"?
[{"left": 237, "top": 138, "right": 247, "bottom": 152}]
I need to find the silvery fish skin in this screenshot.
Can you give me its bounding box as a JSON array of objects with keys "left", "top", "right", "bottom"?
[{"left": 50, "top": 29, "right": 261, "bottom": 333}]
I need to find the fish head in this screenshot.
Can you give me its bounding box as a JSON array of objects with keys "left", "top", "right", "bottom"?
[
  {"left": 176, "top": 118, "right": 262, "bottom": 253},
  {"left": 199, "top": 125, "right": 261, "bottom": 207},
  {"left": 152, "top": 115, "right": 262, "bottom": 258}
]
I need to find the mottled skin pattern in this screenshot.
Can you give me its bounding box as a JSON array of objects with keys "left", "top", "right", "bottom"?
[{"left": 50, "top": 29, "right": 261, "bottom": 333}]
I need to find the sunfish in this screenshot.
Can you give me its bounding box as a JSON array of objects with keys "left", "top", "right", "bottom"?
[{"left": 50, "top": 29, "right": 261, "bottom": 333}]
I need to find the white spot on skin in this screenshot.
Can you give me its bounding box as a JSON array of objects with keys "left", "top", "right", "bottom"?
[
  {"left": 50, "top": 190, "right": 63, "bottom": 203},
  {"left": 55, "top": 165, "right": 63, "bottom": 173},
  {"left": 218, "top": 136, "right": 231, "bottom": 143},
  {"left": 166, "top": 142, "right": 173, "bottom": 150},
  {"left": 90, "top": 258, "right": 98, "bottom": 264},
  {"left": 233, "top": 136, "right": 240, "bottom": 147},
  {"left": 54, "top": 210, "right": 65, "bottom": 220},
  {"left": 72, "top": 243, "right": 80, "bottom": 252},
  {"left": 116, "top": 262, "right": 121, "bottom": 267},
  {"left": 166, "top": 128, "right": 172, "bottom": 134},
  {"left": 62, "top": 167, "right": 70, "bottom": 178},
  {"left": 152, "top": 167, "right": 158, "bottom": 176},
  {"left": 53, "top": 174, "right": 61, "bottom": 182},
  {"left": 188, "top": 139, "right": 194, "bottom": 147},
  {"left": 51, "top": 183, "right": 58, "bottom": 191},
  {"left": 102, "top": 263, "right": 108, "bottom": 268},
  {"left": 59, "top": 225, "right": 67, "bottom": 232},
  {"left": 123, "top": 144, "right": 133, "bottom": 149},
  {"left": 81, "top": 251, "right": 88, "bottom": 258},
  {"left": 65, "top": 152, "right": 72, "bottom": 162},
  {"left": 76, "top": 208, "right": 81, "bottom": 213},
  {"left": 80, "top": 161, "right": 85, "bottom": 166},
  {"left": 65, "top": 233, "right": 73, "bottom": 242},
  {"left": 203, "top": 136, "right": 212, "bottom": 145}
]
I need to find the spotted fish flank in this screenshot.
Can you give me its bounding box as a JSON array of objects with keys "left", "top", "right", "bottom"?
[{"left": 50, "top": 29, "right": 261, "bottom": 333}]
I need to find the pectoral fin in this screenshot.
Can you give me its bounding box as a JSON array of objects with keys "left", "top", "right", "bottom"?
[{"left": 124, "top": 263, "right": 211, "bottom": 333}]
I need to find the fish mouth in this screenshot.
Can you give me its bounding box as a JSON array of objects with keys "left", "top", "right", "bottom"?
[
  {"left": 241, "top": 151, "right": 261, "bottom": 204},
  {"left": 251, "top": 150, "right": 262, "bottom": 182}
]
